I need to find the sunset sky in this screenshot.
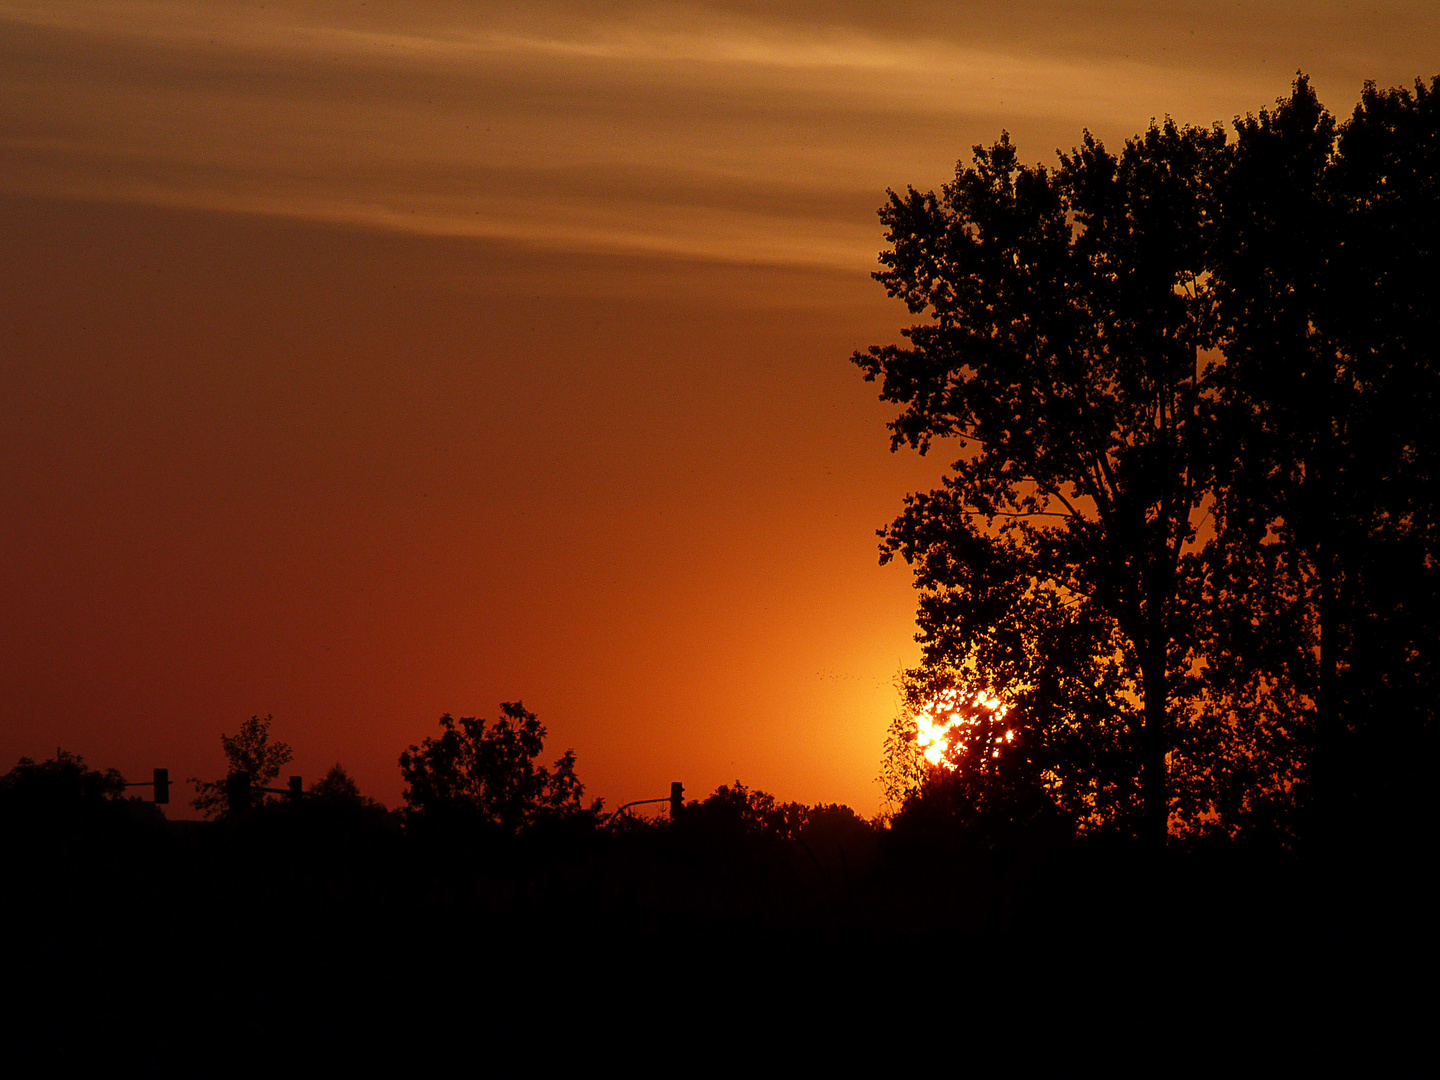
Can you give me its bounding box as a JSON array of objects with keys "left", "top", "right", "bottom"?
[{"left": 4, "top": 1, "right": 1437, "bottom": 813}]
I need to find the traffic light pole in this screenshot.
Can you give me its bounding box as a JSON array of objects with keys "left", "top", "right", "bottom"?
[
  {"left": 606, "top": 782, "right": 684, "bottom": 825},
  {"left": 225, "top": 773, "right": 308, "bottom": 816},
  {"left": 122, "top": 768, "right": 171, "bottom": 804}
]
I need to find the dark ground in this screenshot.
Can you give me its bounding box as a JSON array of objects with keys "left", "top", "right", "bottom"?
[{"left": 1, "top": 800, "right": 1428, "bottom": 1074}]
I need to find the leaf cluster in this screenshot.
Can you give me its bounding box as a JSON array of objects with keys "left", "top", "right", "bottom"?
[
  {"left": 190, "top": 715, "right": 294, "bottom": 819},
  {"left": 398, "top": 701, "right": 594, "bottom": 834}
]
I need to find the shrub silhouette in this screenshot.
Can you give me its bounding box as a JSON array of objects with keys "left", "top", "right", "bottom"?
[
  {"left": 308, "top": 763, "right": 377, "bottom": 806},
  {"left": 799, "top": 802, "right": 878, "bottom": 877},
  {"left": 0, "top": 750, "right": 132, "bottom": 844}
]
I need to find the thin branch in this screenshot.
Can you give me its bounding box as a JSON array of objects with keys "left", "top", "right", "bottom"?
[{"left": 961, "top": 509, "right": 1074, "bottom": 519}]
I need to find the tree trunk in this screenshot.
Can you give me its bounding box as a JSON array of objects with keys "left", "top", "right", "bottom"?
[
  {"left": 1314, "top": 532, "right": 1336, "bottom": 846},
  {"left": 1313, "top": 353, "right": 1339, "bottom": 848},
  {"left": 1139, "top": 646, "right": 1170, "bottom": 854}
]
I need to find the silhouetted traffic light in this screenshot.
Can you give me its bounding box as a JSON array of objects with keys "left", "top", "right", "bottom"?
[
  {"left": 153, "top": 767, "right": 169, "bottom": 804},
  {"left": 288, "top": 775, "right": 302, "bottom": 803},
  {"left": 670, "top": 781, "right": 684, "bottom": 818},
  {"left": 225, "top": 771, "right": 251, "bottom": 817}
]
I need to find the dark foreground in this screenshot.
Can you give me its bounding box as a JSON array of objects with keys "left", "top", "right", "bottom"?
[{"left": 2, "top": 801, "right": 1427, "bottom": 1074}]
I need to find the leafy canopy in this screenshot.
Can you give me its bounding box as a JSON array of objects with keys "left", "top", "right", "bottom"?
[
  {"left": 1206, "top": 75, "right": 1440, "bottom": 830},
  {"left": 398, "top": 701, "right": 593, "bottom": 833},
  {"left": 861, "top": 74, "right": 1440, "bottom": 845},
  {"left": 856, "top": 119, "right": 1226, "bottom": 840},
  {"left": 191, "top": 715, "right": 294, "bottom": 819}
]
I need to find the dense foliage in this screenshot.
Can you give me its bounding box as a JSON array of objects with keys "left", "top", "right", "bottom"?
[
  {"left": 190, "top": 714, "right": 294, "bottom": 818},
  {"left": 398, "top": 701, "right": 595, "bottom": 832},
  {"left": 859, "top": 75, "right": 1439, "bottom": 846}
]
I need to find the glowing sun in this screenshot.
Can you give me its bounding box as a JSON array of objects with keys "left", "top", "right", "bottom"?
[{"left": 914, "top": 688, "right": 1013, "bottom": 770}]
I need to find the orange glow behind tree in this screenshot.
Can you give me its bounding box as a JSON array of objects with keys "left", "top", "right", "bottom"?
[{"left": 914, "top": 688, "right": 1013, "bottom": 770}]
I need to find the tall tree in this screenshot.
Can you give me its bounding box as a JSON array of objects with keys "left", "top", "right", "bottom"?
[
  {"left": 1211, "top": 76, "right": 1440, "bottom": 836},
  {"left": 855, "top": 121, "right": 1227, "bottom": 847},
  {"left": 1327, "top": 77, "right": 1440, "bottom": 831}
]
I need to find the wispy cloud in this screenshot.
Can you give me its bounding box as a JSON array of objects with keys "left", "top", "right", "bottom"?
[{"left": 2, "top": 1, "right": 1433, "bottom": 266}]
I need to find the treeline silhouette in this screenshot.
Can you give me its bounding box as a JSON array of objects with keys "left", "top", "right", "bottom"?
[{"left": 1, "top": 708, "right": 1423, "bottom": 1069}]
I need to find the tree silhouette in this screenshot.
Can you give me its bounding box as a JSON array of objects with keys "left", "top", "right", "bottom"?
[
  {"left": 0, "top": 750, "right": 128, "bottom": 841},
  {"left": 685, "top": 781, "right": 809, "bottom": 840},
  {"left": 1209, "top": 75, "right": 1440, "bottom": 836},
  {"left": 855, "top": 121, "right": 1226, "bottom": 848},
  {"left": 861, "top": 74, "right": 1439, "bottom": 848},
  {"left": 191, "top": 715, "right": 294, "bottom": 819},
  {"left": 398, "top": 702, "right": 594, "bottom": 833},
  {"left": 1, "top": 750, "right": 124, "bottom": 802},
  {"left": 307, "top": 763, "right": 374, "bottom": 805}
]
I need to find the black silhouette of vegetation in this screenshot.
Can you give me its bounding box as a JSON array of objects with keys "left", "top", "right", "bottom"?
[
  {"left": 1, "top": 75, "right": 1433, "bottom": 1070},
  {"left": 0, "top": 750, "right": 147, "bottom": 847},
  {"left": 398, "top": 701, "right": 599, "bottom": 832},
  {"left": 857, "top": 119, "right": 1224, "bottom": 847},
  {"left": 190, "top": 714, "right": 294, "bottom": 818},
  {"left": 1207, "top": 77, "right": 1440, "bottom": 841},
  {"left": 0, "top": 750, "right": 124, "bottom": 808},
  {"left": 857, "top": 74, "right": 1438, "bottom": 852},
  {"left": 682, "top": 779, "right": 809, "bottom": 839},
  {"left": 307, "top": 762, "right": 375, "bottom": 805}
]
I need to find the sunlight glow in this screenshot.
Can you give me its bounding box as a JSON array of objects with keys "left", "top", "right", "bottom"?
[{"left": 913, "top": 688, "right": 1011, "bottom": 771}]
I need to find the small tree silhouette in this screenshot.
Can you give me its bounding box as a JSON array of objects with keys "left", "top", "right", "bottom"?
[
  {"left": 191, "top": 715, "right": 293, "bottom": 819},
  {"left": 308, "top": 763, "right": 372, "bottom": 805},
  {"left": 398, "top": 702, "right": 594, "bottom": 833},
  {"left": 0, "top": 751, "right": 129, "bottom": 840}
]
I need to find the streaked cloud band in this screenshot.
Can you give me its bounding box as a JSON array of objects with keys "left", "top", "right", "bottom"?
[{"left": 3, "top": 1, "right": 1434, "bottom": 267}]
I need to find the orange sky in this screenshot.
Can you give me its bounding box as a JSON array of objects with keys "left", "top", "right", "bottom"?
[{"left": 3, "top": 2, "right": 1437, "bottom": 814}]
